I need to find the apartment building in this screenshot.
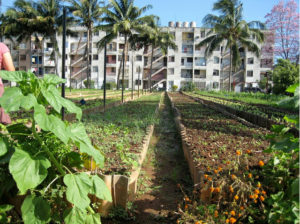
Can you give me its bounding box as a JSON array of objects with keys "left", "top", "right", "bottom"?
[{"left": 4, "top": 22, "right": 273, "bottom": 91}]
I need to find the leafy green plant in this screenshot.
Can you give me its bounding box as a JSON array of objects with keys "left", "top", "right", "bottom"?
[
  {"left": 181, "top": 82, "right": 196, "bottom": 92},
  {"left": 84, "top": 79, "right": 95, "bottom": 89},
  {"left": 0, "top": 71, "right": 111, "bottom": 223},
  {"left": 172, "top": 85, "right": 178, "bottom": 92}
]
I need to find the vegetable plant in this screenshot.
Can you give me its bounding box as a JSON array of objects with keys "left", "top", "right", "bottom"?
[{"left": 0, "top": 71, "right": 111, "bottom": 223}]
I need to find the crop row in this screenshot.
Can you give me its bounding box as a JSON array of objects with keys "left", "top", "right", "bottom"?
[
  {"left": 83, "top": 93, "right": 161, "bottom": 176},
  {"left": 168, "top": 92, "right": 272, "bottom": 223}
]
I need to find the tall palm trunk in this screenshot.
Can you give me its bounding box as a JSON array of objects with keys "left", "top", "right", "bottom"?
[
  {"left": 86, "top": 27, "right": 92, "bottom": 89},
  {"left": 229, "top": 46, "right": 232, "bottom": 92},
  {"left": 148, "top": 45, "right": 154, "bottom": 92},
  {"left": 121, "top": 35, "right": 128, "bottom": 103}
]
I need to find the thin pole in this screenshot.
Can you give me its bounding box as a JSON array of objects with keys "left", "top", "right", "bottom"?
[
  {"left": 61, "top": 7, "right": 66, "bottom": 120},
  {"left": 131, "top": 52, "right": 134, "bottom": 99},
  {"left": 138, "top": 66, "right": 140, "bottom": 98},
  {"left": 103, "top": 42, "right": 107, "bottom": 111}
]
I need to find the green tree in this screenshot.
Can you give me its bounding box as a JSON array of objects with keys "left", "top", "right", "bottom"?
[
  {"left": 96, "top": 0, "right": 153, "bottom": 102},
  {"left": 272, "top": 59, "right": 299, "bottom": 94},
  {"left": 67, "top": 0, "right": 105, "bottom": 88},
  {"left": 197, "top": 0, "right": 265, "bottom": 91}
]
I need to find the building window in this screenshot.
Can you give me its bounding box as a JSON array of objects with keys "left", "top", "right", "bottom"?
[
  {"left": 83, "top": 32, "right": 88, "bottom": 37},
  {"left": 181, "top": 58, "right": 184, "bottom": 65},
  {"left": 214, "top": 56, "right": 220, "bottom": 64},
  {"left": 136, "top": 55, "right": 142, "bottom": 61},
  {"left": 213, "top": 69, "right": 219, "bottom": 76},
  {"left": 93, "top": 54, "right": 98, "bottom": 60},
  {"left": 93, "top": 66, "right": 98, "bottom": 73},
  {"left": 187, "top": 57, "right": 193, "bottom": 63},
  {"left": 20, "top": 55, "right": 26, "bottom": 61},
  {"left": 169, "top": 56, "right": 175, "bottom": 62},
  {"left": 213, "top": 82, "right": 219, "bottom": 89},
  {"left": 201, "top": 31, "right": 205, "bottom": 38},
  {"left": 19, "top": 43, "right": 27, "bottom": 49},
  {"left": 135, "top": 80, "right": 142, "bottom": 85},
  {"left": 247, "top": 70, "right": 253, "bottom": 77},
  {"left": 47, "top": 43, "right": 53, "bottom": 48},
  {"left": 248, "top": 57, "right": 254, "bottom": 64},
  {"left": 168, "top": 68, "right": 174, "bottom": 75},
  {"left": 94, "top": 31, "right": 99, "bottom": 36},
  {"left": 195, "top": 57, "right": 206, "bottom": 66}
]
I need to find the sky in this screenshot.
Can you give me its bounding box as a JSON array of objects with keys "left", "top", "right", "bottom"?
[{"left": 0, "top": 0, "right": 286, "bottom": 26}]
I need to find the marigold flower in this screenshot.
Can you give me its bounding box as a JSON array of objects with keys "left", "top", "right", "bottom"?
[
  {"left": 254, "top": 199, "right": 258, "bottom": 203},
  {"left": 214, "top": 210, "right": 219, "bottom": 217},
  {"left": 246, "top": 149, "right": 251, "bottom": 154},
  {"left": 257, "top": 182, "right": 261, "bottom": 188},
  {"left": 253, "top": 194, "right": 258, "bottom": 199},
  {"left": 231, "top": 174, "right": 237, "bottom": 180},
  {"left": 258, "top": 160, "right": 265, "bottom": 167},
  {"left": 260, "top": 195, "right": 265, "bottom": 201},
  {"left": 214, "top": 169, "right": 219, "bottom": 174},
  {"left": 185, "top": 197, "right": 190, "bottom": 202},
  {"left": 229, "top": 186, "right": 234, "bottom": 193},
  {"left": 234, "top": 195, "right": 239, "bottom": 200},
  {"left": 230, "top": 217, "right": 237, "bottom": 223},
  {"left": 204, "top": 174, "right": 209, "bottom": 179},
  {"left": 226, "top": 161, "right": 230, "bottom": 165},
  {"left": 240, "top": 206, "right": 244, "bottom": 210},
  {"left": 254, "top": 189, "right": 260, "bottom": 194},
  {"left": 248, "top": 173, "right": 253, "bottom": 178},
  {"left": 214, "top": 187, "right": 221, "bottom": 193},
  {"left": 218, "top": 167, "right": 222, "bottom": 171},
  {"left": 262, "top": 190, "right": 267, "bottom": 195},
  {"left": 230, "top": 210, "right": 236, "bottom": 216},
  {"left": 195, "top": 221, "right": 202, "bottom": 224},
  {"left": 226, "top": 219, "right": 230, "bottom": 223},
  {"left": 208, "top": 177, "right": 212, "bottom": 181},
  {"left": 184, "top": 204, "right": 188, "bottom": 210},
  {"left": 207, "top": 167, "right": 211, "bottom": 171},
  {"left": 249, "top": 195, "right": 254, "bottom": 199},
  {"left": 225, "top": 212, "right": 228, "bottom": 215},
  {"left": 236, "top": 150, "right": 241, "bottom": 156},
  {"left": 238, "top": 213, "right": 242, "bottom": 217},
  {"left": 177, "top": 219, "right": 180, "bottom": 224},
  {"left": 210, "top": 187, "right": 214, "bottom": 193}
]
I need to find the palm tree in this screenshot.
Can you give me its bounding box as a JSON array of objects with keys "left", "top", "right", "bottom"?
[
  {"left": 130, "top": 18, "right": 177, "bottom": 92},
  {"left": 67, "top": 0, "right": 104, "bottom": 89},
  {"left": 197, "top": 0, "right": 265, "bottom": 91},
  {"left": 95, "top": 0, "right": 154, "bottom": 102}
]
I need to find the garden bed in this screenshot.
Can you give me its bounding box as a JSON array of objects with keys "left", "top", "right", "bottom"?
[
  {"left": 183, "top": 92, "right": 298, "bottom": 136},
  {"left": 82, "top": 93, "right": 162, "bottom": 215}
]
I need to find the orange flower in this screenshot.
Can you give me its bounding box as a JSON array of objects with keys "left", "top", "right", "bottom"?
[
  {"left": 207, "top": 167, "right": 211, "bottom": 171},
  {"left": 249, "top": 195, "right": 254, "bottom": 199},
  {"left": 226, "top": 219, "right": 230, "bottom": 223},
  {"left": 226, "top": 161, "right": 230, "bottom": 165},
  {"left": 238, "top": 213, "right": 242, "bottom": 217},
  {"left": 195, "top": 221, "right": 202, "bottom": 224},
  {"left": 210, "top": 187, "right": 215, "bottom": 193},
  {"left": 204, "top": 174, "right": 209, "bottom": 179},
  {"left": 229, "top": 186, "right": 234, "bottom": 193},
  {"left": 262, "top": 190, "right": 267, "bottom": 195},
  {"left": 184, "top": 204, "right": 188, "bottom": 210},
  {"left": 231, "top": 174, "right": 237, "bottom": 180},
  {"left": 240, "top": 206, "right": 244, "bottom": 210},
  {"left": 246, "top": 149, "right": 251, "bottom": 154},
  {"left": 214, "top": 169, "right": 219, "bottom": 174},
  {"left": 177, "top": 219, "right": 180, "bottom": 224},
  {"left": 225, "top": 212, "right": 228, "bottom": 215},
  {"left": 185, "top": 197, "right": 190, "bottom": 202},
  {"left": 208, "top": 176, "right": 213, "bottom": 181},
  {"left": 236, "top": 150, "right": 241, "bottom": 156},
  {"left": 257, "top": 182, "right": 261, "bottom": 188},
  {"left": 258, "top": 160, "right": 265, "bottom": 167},
  {"left": 248, "top": 173, "right": 253, "bottom": 178},
  {"left": 254, "top": 189, "right": 260, "bottom": 194},
  {"left": 254, "top": 199, "right": 258, "bottom": 203},
  {"left": 260, "top": 196, "right": 265, "bottom": 201},
  {"left": 253, "top": 194, "right": 258, "bottom": 199},
  {"left": 230, "top": 210, "right": 236, "bottom": 216},
  {"left": 218, "top": 167, "right": 222, "bottom": 171},
  {"left": 234, "top": 195, "right": 239, "bottom": 200},
  {"left": 214, "top": 210, "right": 219, "bottom": 217},
  {"left": 230, "top": 217, "right": 237, "bottom": 223},
  {"left": 214, "top": 187, "right": 221, "bottom": 193}
]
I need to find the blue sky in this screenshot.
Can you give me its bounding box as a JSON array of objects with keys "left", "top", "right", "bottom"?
[{"left": 1, "top": 0, "right": 281, "bottom": 26}]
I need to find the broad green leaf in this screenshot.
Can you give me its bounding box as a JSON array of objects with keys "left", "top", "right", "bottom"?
[
  {"left": 69, "top": 123, "right": 104, "bottom": 167},
  {"left": 0, "top": 138, "right": 8, "bottom": 156},
  {"left": 63, "top": 173, "right": 92, "bottom": 210},
  {"left": 284, "top": 115, "right": 299, "bottom": 126},
  {"left": 21, "top": 195, "right": 50, "bottom": 224},
  {"left": 43, "top": 74, "right": 65, "bottom": 85},
  {"left": 34, "top": 104, "right": 70, "bottom": 144},
  {"left": 90, "top": 175, "right": 112, "bottom": 202},
  {"left": 286, "top": 83, "right": 299, "bottom": 93},
  {"left": 291, "top": 178, "right": 300, "bottom": 197},
  {"left": 20, "top": 94, "right": 37, "bottom": 110},
  {"left": 0, "top": 70, "right": 34, "bottom": 82},
  {"left": 9, "top": 149, "right": 51, "bottom": 194},
  {"left": 0, "top": 204, "right": 13, "bottom": 213},
  {"left": 85, "top": 213, "right": 101, "bottom": 224},
  {"left": 61, "top": 98, "right": 82, "bottom": 120},
  {"left": 40, "top": 85, "right": 63, "bottom": 113},
  {"left": 64, "top": 207, "right": 86, "bottom": 224},
  {"left": 0, "top": 87, "right": 24, "bottom": 112}
]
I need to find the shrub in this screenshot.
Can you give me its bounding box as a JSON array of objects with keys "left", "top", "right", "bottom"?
[
  {"left": 83, "top": 79, "right": 95, "bottom": 89},
  {"left": 172, "top": 85, "right": 178, "bottom": 92},
  {"left": 181, "top": 82, "right": 196, "bottom": 92},
  {"left": 104, "top": 82, "right": 117, "bottom": 90}
]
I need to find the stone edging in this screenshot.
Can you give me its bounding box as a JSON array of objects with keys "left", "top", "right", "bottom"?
[{"left": 93, "top": 92, "right": 164, "bottom": 216}]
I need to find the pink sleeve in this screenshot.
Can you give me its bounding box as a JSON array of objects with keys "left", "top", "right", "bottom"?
[{"left": 0, "top": 43, "right": 9, "bottom": 55}]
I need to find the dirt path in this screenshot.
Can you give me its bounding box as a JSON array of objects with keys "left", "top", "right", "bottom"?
[
  {"left": 102, "top": 93, "right": 192, "bottom": 224},
  {"left": 131, "top": 93, "right": 191, "bottom": 224}
]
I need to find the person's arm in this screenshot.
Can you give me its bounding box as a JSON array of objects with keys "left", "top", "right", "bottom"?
[{"left": 3, "top": 52, "right": 15, "bottom": 71}]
